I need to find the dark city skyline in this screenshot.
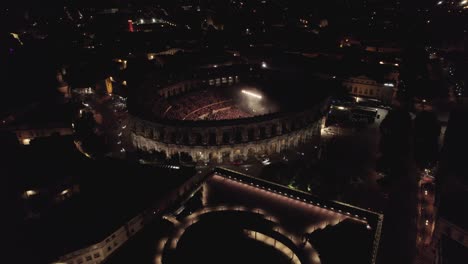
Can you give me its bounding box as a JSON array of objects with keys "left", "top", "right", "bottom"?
[{"left": 1, "top": 1, "right": 467, "bottom": 264}]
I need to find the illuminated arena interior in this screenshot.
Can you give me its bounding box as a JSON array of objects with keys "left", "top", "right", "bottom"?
[
  {"left": 153, "top": 85, "right": 277, "bottom": 121},
  {"left": 135, "top": 63, "right": 332, "bottom": 123},
  {"left": 128, "top": 63, "right": 334, "bottom": 163}
]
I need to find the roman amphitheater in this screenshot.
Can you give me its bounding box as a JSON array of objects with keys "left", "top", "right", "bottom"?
[{"left": 128, "top": 62, "right": 330, "bottom": 163}]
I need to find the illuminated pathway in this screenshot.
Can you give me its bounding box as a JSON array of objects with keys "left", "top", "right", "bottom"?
[
  {"left": 415, "top": 169, "right": 436, "bottom": 263},
  {"left": 207, "top": 173, "right": 370, "bottom": 234}
]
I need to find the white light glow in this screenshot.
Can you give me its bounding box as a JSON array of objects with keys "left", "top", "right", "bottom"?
[
  {"left": 26, "top": 190, "right": 37, "bottom": 197},
  {"left": 241, "top": 90, "right": 262, "bottom": 99}
]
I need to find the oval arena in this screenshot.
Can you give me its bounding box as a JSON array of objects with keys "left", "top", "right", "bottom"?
[{"left": 128, "top": 63, "right": 330, "bottom": 163}]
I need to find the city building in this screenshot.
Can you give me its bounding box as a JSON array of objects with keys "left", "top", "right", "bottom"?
[{"left": 343, "top": 75, "right": 397, "bottom": 104}]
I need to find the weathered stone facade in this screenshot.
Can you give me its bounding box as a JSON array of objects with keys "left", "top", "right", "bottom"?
[{"left": 129, "top": 107, "right": 325, "bottom": 163}]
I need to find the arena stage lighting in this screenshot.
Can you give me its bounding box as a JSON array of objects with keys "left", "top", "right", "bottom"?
[{"left": 241, "top": 90, "right": 262, "bottom": 99}]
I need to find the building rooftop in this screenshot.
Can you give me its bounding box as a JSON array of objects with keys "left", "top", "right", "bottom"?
[{"left": 16, "top": 151, "right": 195, "bottom": 264}]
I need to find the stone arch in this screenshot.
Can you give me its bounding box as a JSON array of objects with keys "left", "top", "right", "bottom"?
[
  {"left": 159, "top": 128, "right": 165, "bottom": 141},
  {"left": 180, "top": 152, "right": 193, "bottom": 163},
  {"left": 247, "top": 128, "right": 255, "bottom": 141},
  {"left": 247, "top": 147, "right": 256, "bottom": 159},
  {"left": 271, "top": 124, "right": 278, "bottom": 136},
  {"left": 221, "top": 150, "right": 232, "bottom": 163},
  {"left": 222, "top": 131, "right": 230, "bottom": 144},
  {"left": 234, "top": 128, "right": 242, "bottom": 143},
  {"left": 209, "top": 131, "right": 217, "bottom": 145},
  {"left": 170, "top": 131, "right": 177, "bottom": 144},
  {"left": 182, "top": 132, "right": 190, "bottom": 145},
  {"left": 259, "top": 126, "right": 266, "bottom": 139},
  {"left": 208, "top": 152, "right": 215, "bottom": 162},
  {"left": 282, "top": 122, "right": 289, "bottom": 133},
  {"left": 233, "top": 149, "right": 242, "bottom": 160},
  {"left": 194, "top": 133, "right": 203, "bottom": 145}
]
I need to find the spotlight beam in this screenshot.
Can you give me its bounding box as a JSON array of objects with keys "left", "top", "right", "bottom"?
[{"left": 241, "top": 90, "right": 262, "bottom": 99}]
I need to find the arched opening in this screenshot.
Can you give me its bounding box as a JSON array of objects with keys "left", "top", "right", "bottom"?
[
  {"left": 169, "top": 152, "right": 180, "bottom": 162},
  {"left": 222, "top": 151, "right": 231, "bottom": 163},
  {"left": 271, "top": 124, "right": 278, "bottom": 135},
  {"left": 234, "top": 129, "right": 242, "bottom": 143},
  {"left": 259, "top": 127, "right": 266, "bottom": 139},
  {"left": 270, "top": 143, "right": 277, "bottom": 154},
  {"left": 147, "top": 129, "right": 153, "bottom": 138},
  {"left": 170, "top": 132, "right": 177, "bottom": 144},
  {"left": 194, "top": 133, "right": 203, "bottom": 145},
  {"left": 222, "top": 132, "right": 230, "bottom": 144},
  {"left": 233, "top": 149, "right": 242, "bottom": 160},
  {"left": 291, "top": 121, "right": 296, "bottom": 131},
  {"left": 248, "top": 128, "right": 255, "bottom": 141},
  {"left": 180, "top": 152, "right": 193, "bottom": 163},
  {"left": 182, "top": 133, "right": 190, "bottom": 145},
  {"left": 155, "top": 150, "right": 167, "bottom": 161},
  {"left": 209, "top": 132, "right": 217, "bottom": 145},
  {"left": 282, "top": 123, "right": 288, "bottom": 133}
]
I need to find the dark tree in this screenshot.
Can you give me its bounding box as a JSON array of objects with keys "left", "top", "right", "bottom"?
[
  {"left": 378, "top": 109, "right": 412, "bottom": 177},
  {"left": 413, "top": 111, "right": 440, "bottom": 169}
]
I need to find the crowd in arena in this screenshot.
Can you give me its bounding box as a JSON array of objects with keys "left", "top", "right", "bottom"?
[
  {"left": 200, "top": 107, "right": 251, "bottom": 120},
  {"left": 152, "top": 88, "right": 253, "bottom": 121}
]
